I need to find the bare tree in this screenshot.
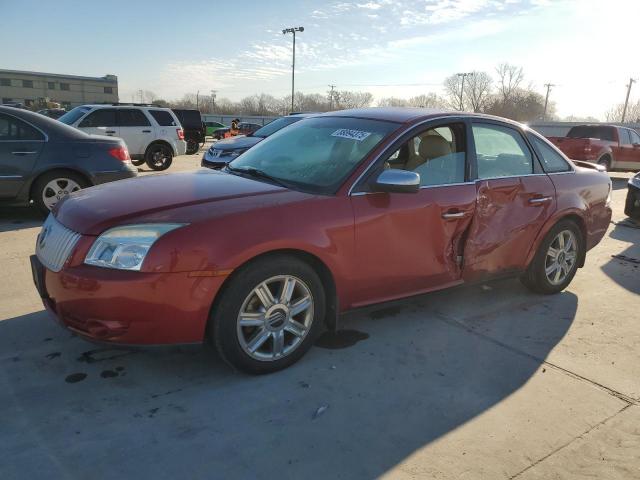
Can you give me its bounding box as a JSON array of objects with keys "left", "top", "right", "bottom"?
[
  {"left": 606, "top": 100, "right": 640, "bottom": 123},
  {"left": 443, "top": 74, "right": 465, "bottom": 110},
  {"left": 408, "top": 93, "right": 447, "bottom": 108},
  {"left": 495, "top": 63, "right": 524, "bottom": 103},
  {"left": 465, "top": 71, "right": 493, "bottom": 113},
  {"left": 377, "top": 97, "right": 410, "bottom": 107},
  {"left": 334, "top": 90, "right": 374, "bottom": 109}
]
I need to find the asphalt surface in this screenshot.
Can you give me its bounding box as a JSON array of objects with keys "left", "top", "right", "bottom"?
[{"left": 1, "top": 146, "right": 639, "bottom": 479}]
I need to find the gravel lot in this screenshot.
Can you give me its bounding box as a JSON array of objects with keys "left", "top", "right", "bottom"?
[{"left": 1, "top": 145, "right": 639, "bottom": 479}]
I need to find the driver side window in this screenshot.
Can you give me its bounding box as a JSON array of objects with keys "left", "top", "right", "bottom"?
[{"left": 385, "top": 124, "right": 466, "bottom": 186}]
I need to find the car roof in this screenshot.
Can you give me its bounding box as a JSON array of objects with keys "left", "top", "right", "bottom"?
[
  {"left": 317, "top": 107, "right": 456, "bottom": 123},
  {"left": 80, "top": 104, "right": 173, "bottom": 111}
]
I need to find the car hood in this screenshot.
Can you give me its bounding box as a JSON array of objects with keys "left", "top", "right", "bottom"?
[
  {"left": 55, "top": 169, "right": 294, "bottom": 235},
  {"left": 212, "top": 135, "right": 262, "bottom": 151}
]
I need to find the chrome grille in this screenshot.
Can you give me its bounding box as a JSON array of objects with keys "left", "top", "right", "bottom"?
[{"left": 35, "top": 215, "right": 81, "bottom": 272}]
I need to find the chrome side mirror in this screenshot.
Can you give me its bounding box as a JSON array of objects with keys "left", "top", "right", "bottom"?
[{"left": 373, "top": 169, "right": 420, "bottom": 193}]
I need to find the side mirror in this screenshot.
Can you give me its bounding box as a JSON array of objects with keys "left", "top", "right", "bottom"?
[{"left": 373, "top": 169, "right": 420, "bottom": 194}]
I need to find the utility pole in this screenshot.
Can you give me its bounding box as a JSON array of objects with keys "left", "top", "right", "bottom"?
[
  {"left": 283, "top": 26, "right": 304, "bottom": 112},
  {"left": 456, "top": 72, "right": 473, "bottom": 111},
  {"left": 622, "top": 78, "right": 636, "bottom": 123},
  {"left": 138, "top": 89, "right": 143, "bottom": 103},
  {"left": 328, "top": 84, "right": 336, "bottom": 110},
  {"left": 543, "top": 83, "right": 555, "bottom": 121},
  {"left": 196, "top": 90, "right": 200, "bottom": 110},
  {"left": 210, "top": 90, "right": 217, "bottom": 112}
]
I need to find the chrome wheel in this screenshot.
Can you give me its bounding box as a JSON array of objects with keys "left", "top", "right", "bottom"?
[
  {"left": 42, "top": 178, "right": 81, "bottom": 210},
  {"left": 545, "top": 230, "right": 577, "bottom": 285},
  {"left": 237, "top": 275, "right": 314, "bottom": 361}
]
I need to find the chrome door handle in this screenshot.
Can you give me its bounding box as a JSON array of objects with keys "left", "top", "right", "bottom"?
[
  {"left": 529, "top": 196, "right": 552, "bottom": 204},
  {"left": 442, "top": 211, "right": 466, "bottom": 219},
  {"left": 12, "top": 151, "right": 37, "bottom": 155}
]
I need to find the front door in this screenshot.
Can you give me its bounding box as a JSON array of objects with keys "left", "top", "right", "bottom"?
[
  {"left": 462, "top": 121, "right": 556, "bottom": 281},
  {"left": 77, "top": 108, "right": 119, "bottom": 140},
  {"left": 0, "top": 113, "right": 44, "bottom": 199},
  {"left": 350, "top": 121, "right": 476, "bottom": 307}
]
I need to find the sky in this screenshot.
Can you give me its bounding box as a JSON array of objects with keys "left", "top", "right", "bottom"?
[{"left": 2, "top": 0, "right": 639, "bottom": 119}]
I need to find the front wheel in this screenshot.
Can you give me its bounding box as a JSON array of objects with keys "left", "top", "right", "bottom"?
[
  {"left": 145, "top": 144, "right": 173, "bottom": 171},
  {"left": 131, "top": 158, "right": 145, "bottom": 167},
  {"left": 521, "top": 220, "right": 583, "bottom": 294},
  {"left": 210, "top": 255, "right": 325, "bottom": 374}
]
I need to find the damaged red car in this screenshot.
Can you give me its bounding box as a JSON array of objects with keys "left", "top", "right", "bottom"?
[{"left": 31, "top": 108, "right": 612, "bottom": 373}]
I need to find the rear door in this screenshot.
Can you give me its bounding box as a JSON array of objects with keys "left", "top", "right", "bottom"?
[
  {"left": 350, "top": 120, "right": 476, "bottom": 306},
  {"left": 462, "top": 121, "right": 556, "bottom": 282},
  {"left": 116, "top": 109, "right": 152, "bottom": 155},
  {"left": 0, "top": 113, "right": 45, "bottom": 198},
  {"left": 77, "top": 108, "right": 119, "bottom": 139},
  {"left": 615, "top": 128, "right": 637, "bottom": 169}
]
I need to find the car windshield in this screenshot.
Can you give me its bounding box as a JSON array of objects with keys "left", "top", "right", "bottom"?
[
  {"left": 229, "top": 116, "right": 398, "bottom": 194},
  {"left": 252, "top": 116, "right": 305, "bottom": 138},
  {"left": 58, "top": 106, "right": 90, "bottom": 125}
]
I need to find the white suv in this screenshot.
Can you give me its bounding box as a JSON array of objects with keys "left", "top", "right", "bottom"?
[{"left": 59, "top": 104, "right": 187, "bottom": 170}]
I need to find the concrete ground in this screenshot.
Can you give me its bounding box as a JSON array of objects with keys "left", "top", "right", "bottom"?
[{"left": 1, "top": 146, "right": 639, "bottom": 479}]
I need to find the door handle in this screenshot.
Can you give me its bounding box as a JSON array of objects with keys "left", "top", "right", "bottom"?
[
  {"left": 142, "top": 130, "right": 151, "bottom": 133},
  {"left": 529, "top": 196, "right": 552, "bottom": 205},
  {"left": 12, "top": 151, "right": 37, "bottom": 155},
  {"left": 442, "top": 211, "right": 466, "bottom": 219},
  {"left": 105, "top": 130, "right": 116, "bottom": 134}
]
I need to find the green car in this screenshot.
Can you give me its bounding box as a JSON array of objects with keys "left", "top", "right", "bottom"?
[{"left": 204, "top": 121, "right": 227, "bottom": 137}]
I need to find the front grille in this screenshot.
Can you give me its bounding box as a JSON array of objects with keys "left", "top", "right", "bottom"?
[{"left": 35, "top": 215, "right": 81, "bottom": 272}]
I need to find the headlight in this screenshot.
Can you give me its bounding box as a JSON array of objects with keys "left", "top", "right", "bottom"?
[{"left": 85, "top": 223, "right": 186, "bottom": 271}]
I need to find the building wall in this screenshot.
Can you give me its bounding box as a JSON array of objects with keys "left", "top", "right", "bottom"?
[{"left": 0, "top": 70, "right": 118, "bottom": 109}]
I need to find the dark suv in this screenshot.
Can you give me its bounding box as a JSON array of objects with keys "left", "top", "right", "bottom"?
[{"left": 172, "top": 109, "right": 205, "bottom": 155}]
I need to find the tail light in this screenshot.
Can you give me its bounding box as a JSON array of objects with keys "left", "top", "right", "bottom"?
[
  {"left": 177, "top": 128, "right": 184, "bottom": 140},
  {"left": 108, "top": 145, "right": 130, "bottom": 161}
]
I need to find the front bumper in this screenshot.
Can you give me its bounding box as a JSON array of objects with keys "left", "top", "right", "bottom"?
[
  {"left": 201, "top": 149, "right": 230, "bottom": 169},
  {"left": 625, "top": 182, "right": 640, "bottom": 220},
  {"left": 31, "top": 254, "right": 226, "bottom": 345}
]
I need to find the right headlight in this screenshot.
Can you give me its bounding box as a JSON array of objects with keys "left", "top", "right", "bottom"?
[{"left": 85, "top": 223, "right": 186, "bottom": 271}]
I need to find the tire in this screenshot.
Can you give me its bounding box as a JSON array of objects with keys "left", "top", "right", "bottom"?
[
  {"left": 32, "top": 171, "right": 89, "bottom": 215},
  {"left": 144, "top": 143, "right": 173, "bottom": 171},
  {"left": 210, "top": 255, "right": 326, "bottom": 374},
  {"left": 521, "top": 220, "right": 584, "bottom": 294},
  {"left": 131, "top": 158, "right": 145, "bottom": 167},
  {"left": 186, "top": 139, "right": 199, "bottom": 155},
  {"left": 597, "top": 155, "right": 612, "bottom": 171}
]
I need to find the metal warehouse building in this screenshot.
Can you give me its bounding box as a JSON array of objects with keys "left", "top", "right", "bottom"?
[{"left": 0, "top": 69, "right": 118, "bottom": 109}]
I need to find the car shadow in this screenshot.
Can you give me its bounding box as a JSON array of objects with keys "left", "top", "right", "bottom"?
[
  {"left": 0, "top": 278, "right": 577, "bottom": 479},
  {"left": 0, "top": 206, "right": 44, "bottom": 233},
  {"left": 601, "top": 222, "right": 640, "bottom": 294}
]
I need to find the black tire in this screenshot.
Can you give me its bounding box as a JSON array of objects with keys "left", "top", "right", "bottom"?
[
  {"left": 597, "top": 155, "right": 612, "bottom": 171},
  {"left": 210, "top": 255, "right": 326, "bottom": 374},
  {"left": 144, "top": 143, "right": 173, "bottom": 171},
  {"left": 521, "top": 220, "right": 584, "bottom": 294},
  {"left": 131, "top": 158, "right": 145, "bottom": 167},
  {"left": 186, "top": 139, "right": 199, "bottom": 155},
  {"left": 32, "top": 170, "right": 89, "bottom": 215}
]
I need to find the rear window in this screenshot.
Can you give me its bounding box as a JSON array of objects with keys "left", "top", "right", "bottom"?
[
  {"left": 173, "top": 110, "right": 201, "bottom": 128},
  {"left": 566, "top": 126, "right": 615, "bottom": 141},
  {"left": 253, "top": 116, "right": 304, "bottom": 138},
  {"left": 118, "top": 109, "right": 151, "bottom": 127},
  {"left": 58, "top": 106, "right": 90, "bottom": 125},
  {"left": 149, "top": 110, "right": 177, "bottom": 127}
]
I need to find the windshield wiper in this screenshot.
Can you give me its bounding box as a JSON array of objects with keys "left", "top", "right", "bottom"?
[{"left": 225, "top": 165, "right": 293, "bottom": 189}]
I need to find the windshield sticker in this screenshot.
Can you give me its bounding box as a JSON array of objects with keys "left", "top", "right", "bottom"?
[{"left": 331, "top": 129, "right": 372, "bottom": 142}]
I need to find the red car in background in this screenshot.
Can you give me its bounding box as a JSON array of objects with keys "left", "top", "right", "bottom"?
[
  {"left": 31, "top": 109, "right": 612, "bottom": 374},
  {"left": 547, "top": 124, "right": 640, "bottom": 171}
]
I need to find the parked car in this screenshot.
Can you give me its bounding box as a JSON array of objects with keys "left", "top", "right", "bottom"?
[
  {"left": 58, "top": 104, "right": 187, "bottom": 171},
  {"left": 213, "top": 122, "right": 262, "bottom": 140},
  {"left": 625, "top": 172, "right": 640, "bottom": 220},
  {"left": 31, "top": 108, "right": 612, "bottom": 374},
  {"left": 202, "top": 113, "right": 313, "bottom": 169},
  {"left": 0, "top": 106, "right": 136, "bottom": 214},
  {"left": 172, "top": 109, "right": 205, "bottom": 155},
  {"left": 547, "top": 125, "right": 640, "bottom": 171},
  {"left": 204, "top": 121, "right": 227, "bottom": 137},
  {"left": 37, "top": 108, "right": 67, "bottom": 119}
]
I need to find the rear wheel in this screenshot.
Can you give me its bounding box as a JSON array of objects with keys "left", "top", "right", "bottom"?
[
  {"left": 521, "top": 220, "right": 583, "bottom": 294},
  {"left": 186, "top": 139, "right": 199, "bottom": 155},
  {"left": 32, "top": 171, "right": 88, "bottom": 214},
  {"left": 210, "top": 255, "right": 325, "bottom": 374},
  {"left": 597, "top": 155, "right": 612, "bottom": 171},
  {"left": 145, "top": 143, "right": 173, "bottom": 171}
]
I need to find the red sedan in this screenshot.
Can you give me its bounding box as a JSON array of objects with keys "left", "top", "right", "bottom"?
[{"left": 31, "top": 109, "right": 612, "bottom": 373}]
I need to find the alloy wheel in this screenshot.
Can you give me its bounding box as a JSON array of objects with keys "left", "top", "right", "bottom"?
[
  {"left": 544, "top": 229, "right": 578, "bottom": 285},
  {"left": 236, "top": 275, "right": 314, "bottom": 361},
  {"left": 42, "top": 178, "right": 81, "bottom": 210}
]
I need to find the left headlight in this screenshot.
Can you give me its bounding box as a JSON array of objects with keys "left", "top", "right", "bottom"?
[{"left": 85, "top": 223, "right": 186, "bottom": 271}]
